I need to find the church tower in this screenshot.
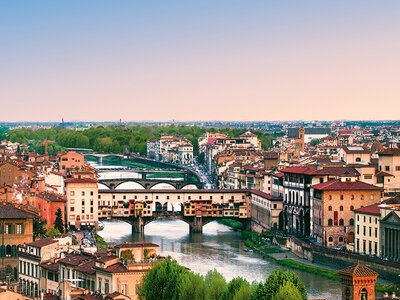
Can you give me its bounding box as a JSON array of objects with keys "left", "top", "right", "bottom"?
[{"left": 339, "top": 264, "right": 378, "bottom": 300}]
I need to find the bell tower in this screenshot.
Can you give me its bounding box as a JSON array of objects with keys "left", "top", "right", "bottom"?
[
  {"left": 339, "top": 264, "right": 378, "bottom": 300},
  {"left": 294, "top": 127, "right": 305, "bottom": 157}
]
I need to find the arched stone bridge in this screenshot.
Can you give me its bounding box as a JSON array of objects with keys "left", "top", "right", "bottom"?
[
  {"left": 98, "top": 178, "right": 203, "bottom": 190},
  {"left": 109, "top": 213, "right": 250, "bottom": 233}
]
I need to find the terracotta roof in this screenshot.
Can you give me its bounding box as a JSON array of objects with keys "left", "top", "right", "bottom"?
[
  {"left": 27, "top": 238, "right": 57, "bottom": 248},
  {"left": 382, "top": 195, "right": 400, "bottom": 205},
  {"left": 375, "top": 171, "right": 393, "bottom": 177},
  {"left": 353, "top": 203, "right": 380, "bottom": 215},
  {"left": 64, "top": 178, "right": 98, "bottom": 183},
  {"left": 378, "top": 148, "right": 400, "bottom": 156},
  {"left": 342, "top": 146, "right": 370, "bottom": 154},
  {"left": 339, "top": 264, "right": 378, "bottom": 277},
  {"left": 40, "top": 261, "right": 60, "bottom": 272},
  {"left": 311, "top": 180, "right": 381, "bottom": 191},
  {"left": 0, "top": 202, "right": 37, "bottom": 219},
  {"left": 115, "top": 242, "right": 159, "bottom": 248},
  {"left": 37, "top": 192, "right": 67, "bottom": 202},
  {"left": 312, "top": 167, "right": 359, "bottom": 177},
  {"left": 280, "top": 167, "right": 317, "bottom": 175},
  {"left": 102, "top": 262, "right": 128, "bottom": 273},
  {"left": 74, "top": 260, "right": 96, "bottom": 274},
  {"left": 58, "top": 254, "right": 93, "bottom": 266},
  {"left": 106, "top": 292, "right": 129, "bottom": 299},
  {"left": 250, "top": 189, "right": 282, "bottom": 201}
]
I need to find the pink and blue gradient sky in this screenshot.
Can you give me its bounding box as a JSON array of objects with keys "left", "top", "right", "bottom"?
[{"left": 1, "top": 1, "right": 400, "bottom": 122}]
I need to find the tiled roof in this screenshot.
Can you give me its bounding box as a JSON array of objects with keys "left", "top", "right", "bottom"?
[
  {"left": 312, "top": 167, "right": 359, "bottom": 177},
  {"left": 40, "top": 261, "right": 60, "bottom": 272},
  {"left": 280, "top": 167, "right": 317, "bottom": 175},
  {"left": 37, "top": 192, "right": 67, "bottom": 202},
  {"left": 74, "top": 260, "right": 96, "bottom": 275},
  {"left": 311, "top": 180, "right": 381, "bottom": 191},
  {"left": 102, "top": 263, "right": 128, "bottom": 273},
  {"left": 115, "top": 242, "right": 159, "bottom": 248},
  {"left": 58, "top": 254, "right": 93, "bottom": 266},
  {"left": 250, "top": 189, "right": 282, "bottom": 200},
  {"left": 339, "top": 264, "right": 378, "bottom": 277},
  {"left": 375, "top": 171, "right": 393, "bottom": 177},
  {"left": 27, "top": 238, "right": 57, "bottom": 248},
  {"left": 64, "top": 178, "right": 98, "bottom": 183},
  {"left": 342, "top": 146, "right": 370, "bottom": 154},
  {"left": 0, "top": 202, "right": 37, "bottom": 219},
  {"left": 353, "top": 203, "right": 380, "bottom": 215},
  {"left": 378, "top": 148, "right": 400, "bottom": 156}
]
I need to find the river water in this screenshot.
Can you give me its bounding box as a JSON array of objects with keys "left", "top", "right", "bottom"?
[{"left": 98, "top": 219, "right": 342, "bottom": 299}]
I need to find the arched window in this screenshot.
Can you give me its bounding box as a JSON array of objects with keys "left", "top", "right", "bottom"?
[
  {"left": 6, "top": 245, "right": 11, "bottom": 256},
  {"left": 329, "top": 195, "right": 332, "bottom": 200},
  {"left": 360, "top": 288, "right": 368, "bottom": 300},
  {"left": 361, "top": 195, "right": 364, "bottom": 200},
  {"left": 328, "top": 206, "right": 332, "bottom": 211},
  {"left": 339, "top": 219, "right": 344, "bottom": 226},
  {"left": 351, "top": 194, "right": 354, "bottom": 200},
  {"left": 350, "top": 205, "right": 354, "bottom": 211},
  {"left": 328, "top": 237, "right": 333, "bottom": 242},
  {"left": 0, "top": 245, "right": 5, "bottom": 257},
  {"left": 339, "top": 237, "right": 344, "bottom": 242},
  {"left": 349, "top": 218, "right": 354, "bottom": 226},
  {"left": 340, "top": 195, "right": 344, "bottom": 200},
  {"left": 356, "top": 157, "right": 361, "bottom": 162},
  {"left": 340, "top": 206, "right": 344, "bottom": 211},
  {"left": 328, "top": 219, "right": 333, "bottom": 226}
]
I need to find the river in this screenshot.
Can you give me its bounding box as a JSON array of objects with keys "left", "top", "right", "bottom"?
[{"left": 98, "top": 219, "right": 342, "bottom": 299}]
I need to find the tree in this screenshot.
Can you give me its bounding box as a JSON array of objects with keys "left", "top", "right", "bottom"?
[
  {"left": 249, "top": 269, "right": 306, "bottom": 300},
  {"left": 45, "top": 225, "right": 61, "bottom": 238},
  {"left": 54, "top": 208, "right": 64, "bottom": 234},
  {"left": 205, "top": 269, "right": 227, "bottom": 300},
  {"left": 233, "top": 281, "right": 256, "bottom": 300},
  {"left": 272, "top": 281, "right": 302, "bottom": 300},
  {"left": 120, "top": 249, "right": 134, "bottom": 260},
  {"left": 310, "top": 139, "right": 321, "bottom": 146},
  {"left": 137, "top": 258, "right": 188, "bottom": 300},
  {"left": 223, "top": 277, "right": 248, "bottom": 300},
  {"left": 33, "top": 218, "right": 47, "bottom": 239},
  {"left": 179, "top": 272, "right": 206, "bottom": 300}
]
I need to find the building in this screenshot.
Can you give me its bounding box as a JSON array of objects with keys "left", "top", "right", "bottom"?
[
  {"left": 311, "top": 179, "right": 381, "bottom": 247},
  {"left": 146, "top": 135, "right": 193, "bottom": 165},
  {"left": 338, "top": 264, "right": 378, "bottom": 300},
  {"left": 58, "top": 151, "right": 85, "bottom": 172},
  {"left": 0, "top": 203, "right": 35, "bottom": 281},
  {"left": 65, "top": 177, "right": 99, "bottom": 229},
  {"left": 338, "top": 147, "right": 371, "bottom": 165},
  {"left": 353, "top": 204, "right": 380, "bottom": 256},
  {"left": 17, "top": 238, "right": 60, "bottom": 298},
  {"left": 250, "top": 189, "right": 283, "bottom": 231},
  {"left": 376, "top": 148, "right": 400, "bottom": 194},
  {"left": 32, "top": 192, "right": 66, "bottom": 227},
  {"left": 379, "top": 201, "right": 400, "bottom": 262},
  {"left": 287, "top": 127, "right": 331, "bottom": 144},
  {"left": 0, "top": 162, "right": 36, "bottom": 189}
]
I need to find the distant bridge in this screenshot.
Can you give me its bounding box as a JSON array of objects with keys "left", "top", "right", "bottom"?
[{"left": 98, "top": 178, "right": 202, "bottom": 190}]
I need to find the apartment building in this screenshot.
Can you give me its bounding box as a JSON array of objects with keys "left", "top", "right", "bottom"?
[
  {"left": 146, "top": 135, "right": 193, "bottom": 165},
  {"left": 354, "top": 204, "right": 380, "bottom": 256},
  {"left": 65, "top": 177, "right": 99, "bottom": 229},
  {"left": 311, "top": 179, "right": 381, "bottom": 247}
]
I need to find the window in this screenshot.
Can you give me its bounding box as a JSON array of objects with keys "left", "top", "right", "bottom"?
[
  {"left": 82, "top": 191, "right": 85, "bottom": 196},
  {"left": 328, "top": 237, "right": 333, "bottom": 242},
  {"left": 350, "top": 205, "right": 354, "bottom": 211},
  {"left": 71, "top": 207, "right": 75, "bottom": 212},
  {"left": 340, "top": 195, "right": 344, "bottom": 200},
  {"left": 90, "top": 191, "right": 94, "bottom": 196},
  {"left": 357, "top": 225, "right": 359, "bottom": 234},
  {"left": 349, "top": 218, "right": 354, "bottom": 226},
  {"left": 329, "top": 195, "right": 332, "bottom": 200},
  {"left": 340, "top": 206, "right": 343, "bottom": 211},
  {"left": 339, "top": 237, "right": 344, "bottom": 242},
  {"left": 385, "top": 166, "right": 390, "bottom": 171},
  {"left": 351, "top": 195, "right": 354, "bottom": 200},
  {"left": 339, "top": 219, "right": 344, "bottom": 226},
  {"left": 361, "top": 195, "right": 364, "bottom": 200},
  {"left": 328, "top": 219, "right": 333, "bottom": 226},
  {"left": 70, "top": 191, "right": 75, "bottom": 196},
  {"left": 328, "top": 206, "right": 332, "bottom": 211}
]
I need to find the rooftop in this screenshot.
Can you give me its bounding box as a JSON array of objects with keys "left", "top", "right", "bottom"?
[
  {"left": 27, "top": 238, "right": 57, "bottom": 248},
  {"left": 339, "top": 264, "right": 378, "bottom": 278},
  {"left": 0, "top": 202, "right": 37, "bottom": 219},
  {"left": 311, "top": 179, "right": 381, "bottom": 191},
  {"left": 353, "top": 203, "right": 381, "bottom": 215}
]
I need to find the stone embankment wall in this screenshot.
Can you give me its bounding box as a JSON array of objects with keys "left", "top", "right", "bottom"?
[{"left": 286, "top": 236, "right": 400, "bottom": 283}]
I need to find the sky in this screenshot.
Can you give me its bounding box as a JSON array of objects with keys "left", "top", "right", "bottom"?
[{"left": 1, "top": 1, "right": 400, "bottom": 122}]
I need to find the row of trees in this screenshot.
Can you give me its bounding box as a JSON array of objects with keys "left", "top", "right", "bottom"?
[
  {"left": 6, "top": 125, "right": 274, "bottom": 156},
  {"left": 137, "top": 259, "right": 306, "bottom": 300}
]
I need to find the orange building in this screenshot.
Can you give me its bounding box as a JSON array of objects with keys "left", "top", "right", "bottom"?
[
  {"left": 32, "top": 192, "right": 66, "bottom": 226},
  {"left": 311, "top": 179, "right": 382, "bottom": 246},
  {"left": 339, "top": 264, "right": 378, "bottom": 300},
  {"left": 58, "top": 151, "right": 85, "bottom": 172}
]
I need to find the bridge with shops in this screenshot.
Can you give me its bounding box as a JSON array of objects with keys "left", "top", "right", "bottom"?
[{"left": 97, "top": 189, "right": 252, "bottom": 233}]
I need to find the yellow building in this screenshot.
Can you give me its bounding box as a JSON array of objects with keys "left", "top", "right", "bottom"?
[
  {"left": 65, "top": 178, "right": 99, "bottom": 229},
  {"left": 354, "top": 203, "right": 380, "bottom": 256}
]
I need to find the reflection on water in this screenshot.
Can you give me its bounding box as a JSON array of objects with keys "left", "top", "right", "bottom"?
[{"left": 99, "top": 219, "right": 341, "bottom": 300}]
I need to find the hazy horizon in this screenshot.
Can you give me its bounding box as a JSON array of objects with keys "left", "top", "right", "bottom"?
[{"left": 2, "top": 1, "right": 400, "bottom": 122}]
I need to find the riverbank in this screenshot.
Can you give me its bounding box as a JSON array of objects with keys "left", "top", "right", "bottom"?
[{"left": 244, "top": 230, "right": 400, "bottom": 295}]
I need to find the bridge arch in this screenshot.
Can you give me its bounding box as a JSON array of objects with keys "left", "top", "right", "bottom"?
[
  {"left": 98, "top": 183, "right": 110, "bottom": 190},
  {"left": 181, "top": 184, "right": 198, "bottom": 190},
  {"left": 150, "top": 183, "right": 176, "bottom": 190},
  {"left": 115, "top": 181, "right": 146, "bottom": 190}
]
